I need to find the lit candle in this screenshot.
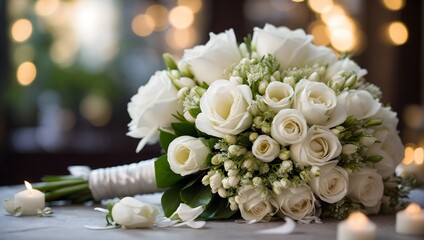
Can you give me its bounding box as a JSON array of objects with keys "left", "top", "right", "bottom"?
[
  {"left": 396, "top": 146, "right": 424, "bottom": 187},
  {"left": 396, "top": 203, "right": 424, "bottom": 235},
  {"left": 337, "top": 212, "right": 376, "bottom": 240},
  {"left": 14, "top": 181, "right": 45, "bottom": 216}
]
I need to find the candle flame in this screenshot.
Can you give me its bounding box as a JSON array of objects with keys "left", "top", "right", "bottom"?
[
  {"left": 24, "top": 180, "right": 33, "bottom": 195},
  {"left": 414, "top": 147, "right": 424, "bottom": 165},
  {"left": 405, "top": 203, "right": 422, "bottom": 216},
  {"left": 402, "top": 146, "right": 415, "bottom": 165},
  {"left": 347, "top": 212, "right": 369, "bottom": 229}
]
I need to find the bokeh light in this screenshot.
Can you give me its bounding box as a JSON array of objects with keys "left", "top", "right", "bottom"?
[
  {"left": 11, "top": 19, "right": 33, "bottom": 42},
  {"left": 146, "top": 4, "right": 169, "bottom": 31},
  {"left": 80, "top": 95, "right": 112, "bottom": 127},
  {"left": 169, "top": 6, "right": 194, "bottom": 29},
  {"left": 34, "top": 0, "right": 60, "bottom": 16},
  {"left": 329, "top": 27, "right": 356, "bottom": 52},
  {"left": 16, "top": 62, "right": 37, "bottom": 86},
  {"left": 309, "top": 21, "right": 330, "bottom": 45},
  {"left": 178, "top": 0, "right": 203, "bottom": 13},
  {"left": 381, "top": 0, "right": 405, "bottom": 11},
  {"left": 132, "top": 14, "right": 155, "bottom": 37},
  {"left": 387, "top": 21, "right": 408, "bottom": 45},
  {"left": 308, "top": 0, "right": 334, "bottom": 14}
]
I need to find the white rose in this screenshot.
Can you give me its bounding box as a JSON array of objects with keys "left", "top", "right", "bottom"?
[
  {"left": 167, "top": 136, "right": 210, "bottom": 176},
  {"left": 274, "top": 185, "right": 316, "bottom": 220},
  {"left": 181, "top": 29, "right": 241, "bottom": 85},
  {"left": 367, "top": 145, "right": 395, "bottom": 179},
  {"left": 253, "top": 24, "right": 336, "bottom": 69},
  {"left": 325, "top": 58, "right": 367, "bottom": 83},
  {"left": 290, "top": 125, "right": 342, "bottom": 167},
  {"left": 252, "top": 135, "right": 280, "bottom": 162},
  {"left": 111, "top": 197, "right": 159, "bottom": 228},
  {"left": 195, "top": 80, "right": 252, "bottom": 138},
  {"left": 309, "top": 162, "right": 349, "bottom": 203},
  {"left": 235, "top": 185, "right": 274, "bottom": 222},
  {"left": 127, "top": 71, "right": 182, "bottom": 152},
  {"left": 348, "top": 168, "right": 384, "bottom": 207},
  {"left": 294, "top": 79, "right": 347, "bottom": 128},
  {"left": 338, "top": 90, "right": 381, "bottom": 120},
  {"left": 271, "top": 109, "right": 308, "bottom": 146},
  {"left": 263, "top": 81, "right": 294, "bottom": 112},
  {"left": 370, "top": 106, "right": 404, "bottom": 167}
]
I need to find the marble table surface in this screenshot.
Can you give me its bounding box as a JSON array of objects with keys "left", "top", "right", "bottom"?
[{"left": 1, "top": 185, "right": 423, "bottom": 240}]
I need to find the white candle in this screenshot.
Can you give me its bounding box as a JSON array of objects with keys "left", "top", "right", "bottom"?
[
  {"left": 396, "top": 203, "right": 424, "bottom": 235},
  {"left": 337, "top": 212, "right": 376, "bottom": 240},
  {"left": 14, "top": 181, "right": 45, "bottom": 216}
]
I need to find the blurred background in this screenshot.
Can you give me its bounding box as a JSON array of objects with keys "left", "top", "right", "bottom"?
[{"left": 0, "top": 0, "right": 422, "bottom": 185}]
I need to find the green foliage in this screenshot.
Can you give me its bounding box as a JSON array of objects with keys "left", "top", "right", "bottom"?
[
  {"left": 171, "top": 122, "right": 198, "bottom": 137},
  {"left": 161, "top": 183, "right": 185, "bottom": 217},
  {"left": 181, "top": 177, "right": 213, "bottom": 207},
  {"left": 200, "top": 196, "right": 236, "bottom": 220},
  {"left": 154, "top": 155, "right": 184, "bottom": 188},
  {"left": 159, "top": 130, "right": 177, "bottom": 152}
]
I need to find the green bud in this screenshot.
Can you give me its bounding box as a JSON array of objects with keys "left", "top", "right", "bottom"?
[
  {"left": 366, "top": 154, "right": 383, "bottom": 163},
  {"left": 272, "top": 71, "right": 281, "bottom": 81},
  {"left": 261, "top": 123, "right": 271, "bottom": 134},
  {"left": 365, "top": 118, "right": 383, "bottom": 127},
  {"left": 193, "top": 86, "right": 206, "bottom": 97},
  {"left": 360, "top": 136, "right": 376, "bottom": 146},
  {"left": 211, "top": 155, "right": 221, "bottom": 165},
  {"left": 254, "top": 116, "right": 263, "bottom": 127},
  {"left": 224, "top": 135, "right": 237, "bottom": 145},
  {"left": 163, "top": 53, "right": 178, "bottom": 70},
  {"left": 344, "top": 74, "right": 357, "bottom": 89}
]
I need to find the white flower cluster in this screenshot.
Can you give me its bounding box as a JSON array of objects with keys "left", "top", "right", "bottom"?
[{"left": 128, "top": 24, "right": 404, "bottom": 222}]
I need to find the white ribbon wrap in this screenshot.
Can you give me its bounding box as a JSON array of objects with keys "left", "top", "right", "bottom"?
[{"left": 88, "top": 159, "right": 159, "bottom": 201}]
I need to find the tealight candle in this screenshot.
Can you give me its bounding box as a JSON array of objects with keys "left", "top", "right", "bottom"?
[
  {"left": 337, "top": 212, "right": 376, "bottom": 240},
  {"left": 396, "top": 203, "right": 424, "bottom": 235},
  {"left": 13, "top": 181, "right": 45, "bottom": 216}
]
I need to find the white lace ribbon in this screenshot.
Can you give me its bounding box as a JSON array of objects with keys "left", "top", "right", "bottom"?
[{"left": 88, "top": 158, "right": 159, "bottom": 201}]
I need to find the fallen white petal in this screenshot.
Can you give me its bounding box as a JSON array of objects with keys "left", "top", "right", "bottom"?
[
  {"left": 155, "top": 218, "right": 179, "bottom": 228},
  {"left": 84, "top": 225, "right": 118, "bottom": 230},
  {"left": 256, "top": 217, "right": 296, "bottom": 234},
  {"left": 173, "top": 220, "right": 206, "bottom": 229},
  {"left": 93, "top": 207, "right": 110, "bottom": 214},
  {"left": 171, "top": 204, "right": 204, "bottom": 222},
  {"left": 2, "top": 199, "right": 16, "bottom": 214}
]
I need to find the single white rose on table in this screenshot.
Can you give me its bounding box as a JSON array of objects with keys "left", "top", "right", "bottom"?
[
  {"left": 195, "top": 80, "right": 253, "bottom": 138},
  {"left": 348, "top": 168, "right": 384, "bottom": 207},
  {"left": 271, "top": 109, "right": 308, "bottom": 146},
  {"left": 127, "top": 70, "right": 182, "bottom": 152},
  {"left": 274, "top": 185, "right": 317, "bottom": 221},
  {"left": 263, "top": 81, "right": 294, "bottom": 112},
  {"left": 111, "top": 197, "right": 159, "bottom": 228},
  {"left": 252, "top": 135, "right": 280, "bottom": 162},
  {"left": 293, "top": 79, "right": 347, "bottom": 128},
  {"left": 180, "top": 29, "right": 241, "bottom": 85},
  {"left": 235, "top": 185, "right": 275, "bottom": 222},
  {"left": 290, "top": 125, "right": 342, "bottom": 167},
  {"left": 167, "top": 136, "right": 210, "bottom": 176},
  {"left": 309, "top": 162, "right": 349, "bottom": 204},
  {"left": 253, "top": 23, "right": 336, "bottom": 70},
  {"left": 338, "top": 90, "right": 381, "bottom": 120}
]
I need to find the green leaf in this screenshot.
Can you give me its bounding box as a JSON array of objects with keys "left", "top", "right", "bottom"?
[
  {"left": 180, "top": 176, "right": 213, "bottom": 207},
  {"left": 34, "top": 179, "right": 87, "bottom": 192},
  {"left": 188, "top": 108, "right": 201, "bottom": 118},
  {"left": 154, "top": 155, "right": 184, "bottom": 188},
  {"left": 172, "top": 122, "right": 197, "bottom": 137},
  {"left": 161, "top": 183, "right": 184, "bottom": 217},
  {"left": 237, "top": 132, "right": 253, "bottom": 148},
  {"left": 199, "top": 195, "right": 236, "bottom": 220},
  {"left": 159, "top": 130, "right": 177, "bottom": 152}
]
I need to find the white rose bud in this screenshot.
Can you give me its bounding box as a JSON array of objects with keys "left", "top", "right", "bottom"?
[
  {"left": 222, "top": 177, "right": 230, "bottom": 189},
  {"left": 218, "top": 188, "right": 227, "bottom": 198},
  {"left": 228, "top": 169, "right": 239, "bottom": 177},
  {"left": 243, "top": 159, "right": 253, "bottom": 169},
  {"left": 224, "top": 160, "right": 235, "bottom": 171},
  {"left": 224, "top": 135, "right": 237, "bottom": 145},
  {"left": 229, "top": 176, "right": 240, "bottom": 187},
  {"left": 167, "top": 136, "right": 210, "bottom": 176},
  {"left": 211, "top": 154, "right": 221, "bottom": 165},
  {"left": 342, "top": 144, "right": 358, "bottom": 155},
  {"left": 112, "top": 197, "right": 159, "bottom": 228},
  {"left": 209, "top": 173, "right": 223, "bottom": 192},
  {"left": 360, "top": 136, "right": 376, "bottom": 147},
  {"left": 252, "top": 135, "right": 280, "bottom": 162}
]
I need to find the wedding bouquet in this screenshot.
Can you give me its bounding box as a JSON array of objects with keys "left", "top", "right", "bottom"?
[{"left": 36, "top": 24, "right": 413, "bottom": 223}]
